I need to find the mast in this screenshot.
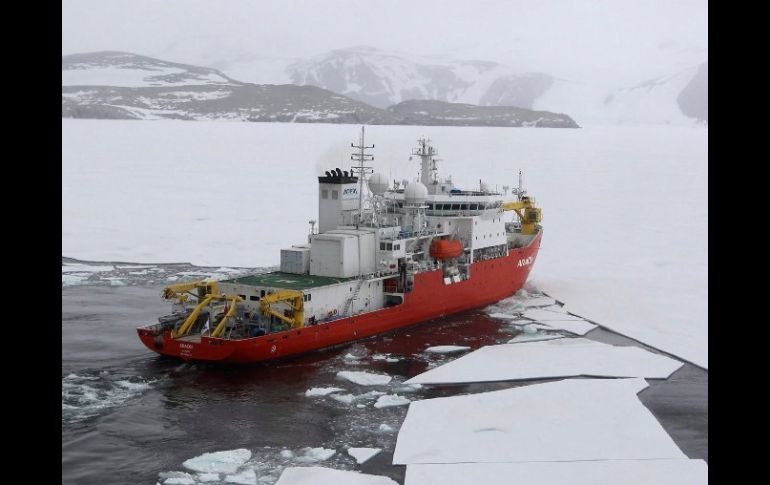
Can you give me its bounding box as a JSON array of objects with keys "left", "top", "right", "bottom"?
[
  {"left": 413, "top": 137, "right": 437, "bottom": 186},
  {"left": 350, "top": 126, "right": 374, "bottom": 227}
]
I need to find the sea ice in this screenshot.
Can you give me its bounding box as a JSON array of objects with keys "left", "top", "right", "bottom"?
[
  {"left": 197, "top": 473, "right": 220, "bottom": 482},
  {"left": 347, "top": 447, "right": 382, "bottom": 464},
  {"left": 378, "top": 424, "right": 395, "bottom": 433},
  {"left": 182, "top": 449, "right": 252, "bottom": 474},
  {"left": 404, "top": 459, "right": 708, "bottom": 485},
  {"left": 330, "top": 393, "right": 355, "bottom": 404},
  {"left": 373, "top": 394, "right": 411, "bottom": 408},
  {"left": 507, "top": 333, "right": 564, "bottom": 344},
  {"left": 224, "top": 468, "right": 256, "bottom": 485},
  {"left": 164, "top": 478, "right": 195, "bottom": 485},
  {"left": 337, "top": 371, "right": 392, "bottom": 386},
  {"left": 393, "top": 378, "right": 686, "bottom": 464},
  {"left": 305, "top": 387, "right": 345, "bottom": 397},
  {"left": 275, "top": 467, "right": 398, "bottom": 485},
  {"left": 522, "top": 308, "right": 586, "bottom": 321},
  {"left": 299, "top": 447, "right": 336, "bottom": 462},
  {"left": 423, "top": 345, "right": 470, "bottom": 354},
  {"left": 406, "top": 339, "right": 682, "bottom": 385}
]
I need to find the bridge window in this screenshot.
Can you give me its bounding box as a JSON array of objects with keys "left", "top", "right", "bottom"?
[
  {"left": 470, "top": 204, "right": 478, "bottom": 210},
  {"left": 460, "top": 204, "right": 468, "bottom": 210},
  {"left": 451, "top": 204, "right": 460, "bottom": 210}
]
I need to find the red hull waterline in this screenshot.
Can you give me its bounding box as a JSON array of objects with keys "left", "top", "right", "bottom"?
[{"left": 137, "top": 231, "right": 542, "bottom": 363}]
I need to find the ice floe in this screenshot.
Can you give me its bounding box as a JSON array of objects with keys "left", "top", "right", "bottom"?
[
  {"left": 182, "top": 449, "right": 252, "bottom": 474},
  {"left": 164, "top": 477, "right": 195, "bottom": 485},
  {"left": 373, "top": 394, "right": 411, "bottom": 409},
  {"left": 347, "top": 447, "right": 382, "bottom": 464},
  {"left": 393, "top": 378, "right": 686, "bottom": 464},
  {"left": 404, "top": 459, "right": 708, "bottom": 485},
  {"left": 378, "top": 424, "right": 395, "bottom": 433},
  {"left": 298, "top": 447, "right": 336, "bottom": 462},
  {"left": 275, "top": 467, "right": 398, "bottom": 485},
  {"left": 223, "top": 468, "right": 256, "bottom": 485},
  {"left": 406, "top": 339, "right": 683, "bottom": 385},
  {"left": 196, "top": 473, "right": 220, "bottom": 482},
  {"left": 337, "top": 371, "right": 392, "bottom": 386},
  {"left": 331, "top": 393, "right": 355, "bottom": 404},
  {"left": 305, "top": 387, "right": 345, "bottom": 397},
  {"left": 423, "top": 345, "right": 470, "bottom": 354}
]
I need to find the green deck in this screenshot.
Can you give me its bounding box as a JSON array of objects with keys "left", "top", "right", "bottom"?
[{"left": 221, "top": 272, "right": 355, "bottom": 290}]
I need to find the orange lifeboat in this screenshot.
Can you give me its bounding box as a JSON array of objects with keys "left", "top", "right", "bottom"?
[{"left": 430, "top": 239, "right": 464, "bottom": 260}]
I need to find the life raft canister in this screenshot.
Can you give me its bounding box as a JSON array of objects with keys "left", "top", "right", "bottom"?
[{"left": 429, "top": 239, "right": 464, "bottom": 260}]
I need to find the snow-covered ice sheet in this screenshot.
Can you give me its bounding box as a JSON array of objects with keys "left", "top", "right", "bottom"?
[
  {"left": 63, "top": 120, "right": 706, "bottom": 367},
  {"left": 423, "top": 345, "right": 470, "bottom": 354},
  {"left": 182, "top": 449, "right": 252, "bottom": 474},
  {"left": 347, "top": 447, "right": 382, "bottom": 464},
  {"left": 404, "top": 459, "right": 708, "bottom": 485},
  {"left": 406, "top": 339, "right": 682, "bottom": 385},
  {"left": 275, "top": 467, "right": 398, "bottom": 485},
  {"left": 522, "top": 308, "right": 585, "bottom": 321},
  {"left": 393, "top": 378, "right": 686, "bottom": 464},
  {"left": 337, "top": 371, "right": 392, "bottom": 386},
  {"left": 507, "top": 333, "right": 564, "bottom": 344}
]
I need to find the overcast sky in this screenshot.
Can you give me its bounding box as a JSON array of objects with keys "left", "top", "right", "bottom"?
[{"left": 62, "top": 0, "right": 707, "bottom": 84}]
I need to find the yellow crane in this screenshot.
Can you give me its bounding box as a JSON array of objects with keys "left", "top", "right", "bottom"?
[
  {"left": 162, "top": 279, "right": 219, "bottom": 303},
  {"left": 501, "top": 195, "right": 542, "bottom": 235},
  {"left": 260, "top": 290, "right": 305, "bottom": 329},
  {"left": 171, "top": 293, "right": 242, "bottom": 338}
]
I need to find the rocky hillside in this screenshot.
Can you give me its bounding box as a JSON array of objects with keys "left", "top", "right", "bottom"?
[
  {"left": 62, "top": 51, "right": 578, "bottom": 127},
  {"left": 389, "top": 100, "right": 579, "bottom": 128}
]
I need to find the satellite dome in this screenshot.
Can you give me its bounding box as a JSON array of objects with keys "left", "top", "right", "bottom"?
[
  {"left": 405, "top": 181, "right": 428, "bottom": 205},
  {"left": 368, "top": 172, "right": 389, "bottom": 195}
]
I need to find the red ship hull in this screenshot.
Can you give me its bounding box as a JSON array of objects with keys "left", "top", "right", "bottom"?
[{"left": 137, "top": 231, "right": 541, "bottom": 363}]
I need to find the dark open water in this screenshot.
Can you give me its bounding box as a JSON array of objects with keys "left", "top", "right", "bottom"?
[{"left": 62, "top": 260, "right": 707, "bottom": 484}]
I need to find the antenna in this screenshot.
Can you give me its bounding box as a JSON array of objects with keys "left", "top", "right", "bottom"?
[
  {"left": 412, "top": 137, "right": 438, "bottom": 187},
  {"left": 350, "top": 126, "right": 374, "bottom": 226}
]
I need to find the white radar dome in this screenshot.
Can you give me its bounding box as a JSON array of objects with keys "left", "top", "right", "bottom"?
[
  {"left": 368, "top": 172, "right": 389, "bottom": 195},
  {"left": 405, "top": 181, "right": 428, "bottom": 205}
]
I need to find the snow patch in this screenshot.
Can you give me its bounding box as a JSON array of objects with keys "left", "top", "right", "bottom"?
[
  {"left": 305, "top": 387, "right": 345, "bottom": 397},
  {"left": 373, "top": 394, "right": 411, "bottom": 409}
]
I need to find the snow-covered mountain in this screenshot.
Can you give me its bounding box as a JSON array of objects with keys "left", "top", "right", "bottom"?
[
  {"left": 62, "top": 51, "right": 237, "bottom": 87},
  {"left": 221, "top": 47, "right": 707, "bottom": 125},
  {"left": 62, "top": 52, "right": 577, "bottom": 127}
]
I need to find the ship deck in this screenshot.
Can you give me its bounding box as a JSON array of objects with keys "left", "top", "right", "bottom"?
[{"left": 221, "top": 271, "right": 356, "bottom": 290}]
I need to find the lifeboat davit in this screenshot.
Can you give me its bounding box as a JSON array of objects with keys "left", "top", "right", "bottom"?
[{"left": 430, "top": 239, "right": 464, "bottom": 260}]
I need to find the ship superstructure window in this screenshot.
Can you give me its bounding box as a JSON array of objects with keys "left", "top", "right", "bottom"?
[
  {"left": 322, "top": 189, "right": 328, "bottom": 199},
  {"left": 380, "top": 242, "right": 386, "bottom": 250},
  {"left": 387, "top": 243, "right": 393, "bottom": 250},
  {"left": 332, "top": 190, "right": 339, "bottom": 199},
  {"left": 250, "top": 295, "right": 260, "bottom": 301},
  {"left": 470, "top": 204, "right": 478, "bottom": 210},
  {"left": 460, "top": 204, "right": 468, "bottom": 210},
  {"left": 451, "top": 204, "right": 460, "bottom": 210},
  {"left": 261, "top": 290, "right": 266, "bottom": 297},
  {"left": 239, "top": 294, "right": 246, "bottom": 300},
  {"left": 394, "top": 243, "right": 400, "bottom": 250}
]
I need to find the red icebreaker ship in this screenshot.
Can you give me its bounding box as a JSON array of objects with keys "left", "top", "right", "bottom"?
[{"left": 138, "top": 130, "right": 543, "bottom": 363}]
